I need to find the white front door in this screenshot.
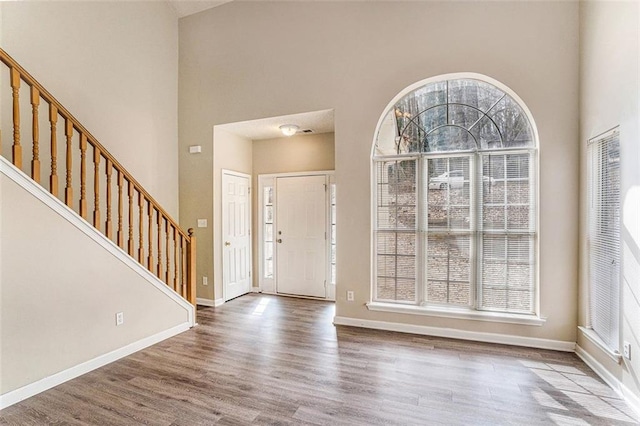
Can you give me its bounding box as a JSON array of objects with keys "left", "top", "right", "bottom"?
[
  {"left": 222, "top": 171, "right": 252, "bottom": 301},
  {"left": 276, "top": 175, "right": 327, "bottom": 298}
]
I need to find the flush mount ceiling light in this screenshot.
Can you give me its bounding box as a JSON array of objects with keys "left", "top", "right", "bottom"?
[{"left": 279, "top": 124, "right": 299, "bottom": 136}]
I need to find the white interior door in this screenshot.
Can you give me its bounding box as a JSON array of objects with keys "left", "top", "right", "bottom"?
[
  {"left": 222, "top": 171, "right": 252, "bottom": 301},
  {"left": 276, "top": 175, "right": 327, "bottom": 298}
]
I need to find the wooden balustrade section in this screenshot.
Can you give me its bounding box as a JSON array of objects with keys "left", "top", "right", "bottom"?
[{"left": 0, "top": 48, "right": 197, "bottom": 307}]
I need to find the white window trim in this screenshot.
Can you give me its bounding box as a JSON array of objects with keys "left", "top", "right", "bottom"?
[
  {"left": 367, "top": 302, "right": 545, "bottom": 326},
  {"left": 370, "top": 74, "right": 540, "bottom": 317},
  {"left": 578, "top": 326, "right": 622, "bottom": 363},
  {"left": 257, "top": 175, "right": 275, "bottom": 293}
]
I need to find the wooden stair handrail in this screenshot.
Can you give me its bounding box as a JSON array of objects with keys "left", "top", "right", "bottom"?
[
  {"left": 0, "top": 48, "right": 189, "bottom": 241},
  {"left": 0, "top": 48, "right": 197, "bottom": 307}
]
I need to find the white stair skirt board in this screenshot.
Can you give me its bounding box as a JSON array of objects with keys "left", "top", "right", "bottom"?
[
  {"left": 196, "top": 297, "right": 225, "bottom": 307},
  {"left": 576, "top": 345, "right": 640, "bottom": 418},
  {"left": 333, "top": 316, "right": 576, "bottom": 352},
  {"left": 0, "top": 157, "right": 195, "bottom": 327},
  {"left": 0, "top": 323, "right": 190, "bottom": 410}
]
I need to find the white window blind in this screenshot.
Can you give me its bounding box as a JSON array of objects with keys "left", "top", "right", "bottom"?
[
  {"left": 425, "top": 156, "right": 473, "bottom": 307},
  {"left": 479, "top": 153, "right": 536, "bottom": 313},
  {"left": 375, "top": 159, "right": 417, "bottom": 302},
  {"left": 588, "top": 129, "right": 621, "bottom": 351}
]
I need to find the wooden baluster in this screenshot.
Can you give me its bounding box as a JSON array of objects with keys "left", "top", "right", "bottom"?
[
  {"left": 181, "top": 234, "right": 187, "bottom": 298},
  {"left": 64, "top": 119, "right": 73, "bottom": 207},
  {"left": 187, "top": 229, "right": 197, "bottom": 306},
  {"left": 93, "top": 146, "right": 100, "bottom": 228},
  {"left": 138, "top": 192, "right": 144, "bottom": 263},
  {"left": 174, "top": 226, "right": 179, "bottom": 292},
  {"left": 117, "top": 170, "right": 124, "bottom": 248},
  {"left": 148, "top": 202, "right": 153, "bottom": 272},
  {"left": 30, "top": 86, "right": 41, "bottom": 182},
  {"left": 79, "top": 134, "right": 87, "bottom": 218},
  {"left": 10, "top": 68, "right": 22, "bottom": 169},
  {"left": 49, "top": 104, "right": 58, "bottom": 196},
  {"left": 128, "top": 181, "right": 134, "bottom": 256},
  {"left": 165, "top": 219, "right": 171, "bottom": 285},
  {"left": 157, "top": 211, "right": 162, "bottom": 278},
  {"left": 106, "top": 159, "right": 113, "bottom": 239}
]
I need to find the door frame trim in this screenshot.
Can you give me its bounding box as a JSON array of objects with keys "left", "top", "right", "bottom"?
[
  {"left": 221, "top": 169, "right": 253, "bottom": 302},
  {"left": 257, "top": 170, "right": 335, "bottom": 300}
]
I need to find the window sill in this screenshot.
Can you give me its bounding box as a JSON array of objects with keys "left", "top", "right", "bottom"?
[
  {"left": 578, "top": 326, "right": 622, "bottom": 363},
  {"left": 366, "top": 302, "right": 546, "bottom": 326}
]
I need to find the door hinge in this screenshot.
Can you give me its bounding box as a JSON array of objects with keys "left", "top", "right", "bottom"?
[
  {"left": 248, "top": 187, "right": 251, "bottom": 194},
  {"left": 325, "top": 231, "right": 327, "bottom": 240},
  {"left": 324, "top": 184, "right": 328, "bottom": 191},
  {"left": 324, "top": 280, "right": 327, "bottom": 288}
]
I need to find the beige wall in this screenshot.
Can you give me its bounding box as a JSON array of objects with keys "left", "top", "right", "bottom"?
[
  {"left": 251, "top": 132, "right": 335, "bottom": 287},
  {"left": 0, "top": 174, "right": 190, "bottom": 394},
  {"left": 0, "top": 1, "right": 180, "bottom": 218},
  {"left": 179, "top": 2, "right": 580, "bottom": 342},
  {"left": 252, "top": 133, "right": 335, "bottom": 177},
  {"left": 578, "top": 1, "right": 640, "bottom": 399}
]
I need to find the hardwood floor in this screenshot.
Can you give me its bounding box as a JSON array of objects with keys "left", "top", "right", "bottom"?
[{"left": 2, "top": 294, "right": 638, "bottom": 425}]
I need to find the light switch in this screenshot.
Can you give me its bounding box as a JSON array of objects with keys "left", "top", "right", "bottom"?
[
  {"left": 189, "top": 145, "right": 202, "bottom": 154},
  {"left": 197, "top": 219, "right": 207, "bottom": 228}
]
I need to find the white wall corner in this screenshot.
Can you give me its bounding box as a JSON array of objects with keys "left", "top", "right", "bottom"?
[{"left": 333, "top": 316, "right": 576, "bottom": 352}]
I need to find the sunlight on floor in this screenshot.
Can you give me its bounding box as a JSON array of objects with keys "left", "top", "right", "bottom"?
[
  {"left": 520, "top": 360, "right": 639, "bottom": 424},
  {"left": 251, "top": 298, "right": 271, "bottom": 316}
]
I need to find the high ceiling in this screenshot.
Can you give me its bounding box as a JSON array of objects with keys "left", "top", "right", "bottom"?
[{"left": 167, "top": 0, "right": 233, "bottom": 18}]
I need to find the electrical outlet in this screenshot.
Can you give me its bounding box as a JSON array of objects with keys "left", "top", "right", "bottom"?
[
  {"left": 347, "top": 291, "right": 354, "bottom": 302},
  {"left": 624, "top": 341, "right": 631, "bottom": 360},
  {"left": 116, "top": 312, "right": 124, "bottom": 326},
  {"left": 203, "top": 276, "right": 208, "bottom": 286},
  {"left": 197, "top": 219, "right": 207, "bottom": 228}
]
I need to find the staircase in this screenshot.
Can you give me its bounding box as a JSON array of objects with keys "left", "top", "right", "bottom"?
[{"left": 0, "top": 48, "right": 196, "bottom": 307}]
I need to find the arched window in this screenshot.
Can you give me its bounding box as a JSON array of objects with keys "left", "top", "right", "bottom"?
[{"left": 372, "top": 75, "right": 537, "bottom": 315}]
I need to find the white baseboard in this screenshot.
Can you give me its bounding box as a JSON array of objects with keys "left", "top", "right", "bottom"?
[
  {"left": 575, "top": 345, "right": 640, "bottom": 418},
  {"left": 252, "top": 287, "right": 261, "bottom": 293},
  {"left": 196, "top": 297, "right": 224, "bottom": 307},
  {"left": 0, "top": 322, "right": 191, "bottom": 410},
  {"left": 196, "top": 297, "right": 215, "bottom": 307},
  {"left": 333, "top": 316, "right": 575, "bottom": 352},
  {"left": 0, "top": 158, "right": 195, "bottom": 326}
]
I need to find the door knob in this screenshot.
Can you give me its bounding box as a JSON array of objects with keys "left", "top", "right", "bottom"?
[
  {"left": 277, "top": 239, "right": 283, "bottom": 243},
  {"left": 224, "top": 241, "right": 231, "bottom": 246}
]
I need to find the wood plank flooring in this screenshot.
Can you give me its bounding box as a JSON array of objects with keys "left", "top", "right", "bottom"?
[{"left": 2, "top": 294, "right": 639, "bottom": 425}]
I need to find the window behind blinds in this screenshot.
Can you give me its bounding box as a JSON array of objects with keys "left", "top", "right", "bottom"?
[
  {"left": 375, "top": 159, "right": 417, "bottom": 302},
  {"left": 479, "top": 153, "right": 536, "bottom": 313},
  {"left": 588, "top": 129, "right": 621, "bottom": 351}
]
